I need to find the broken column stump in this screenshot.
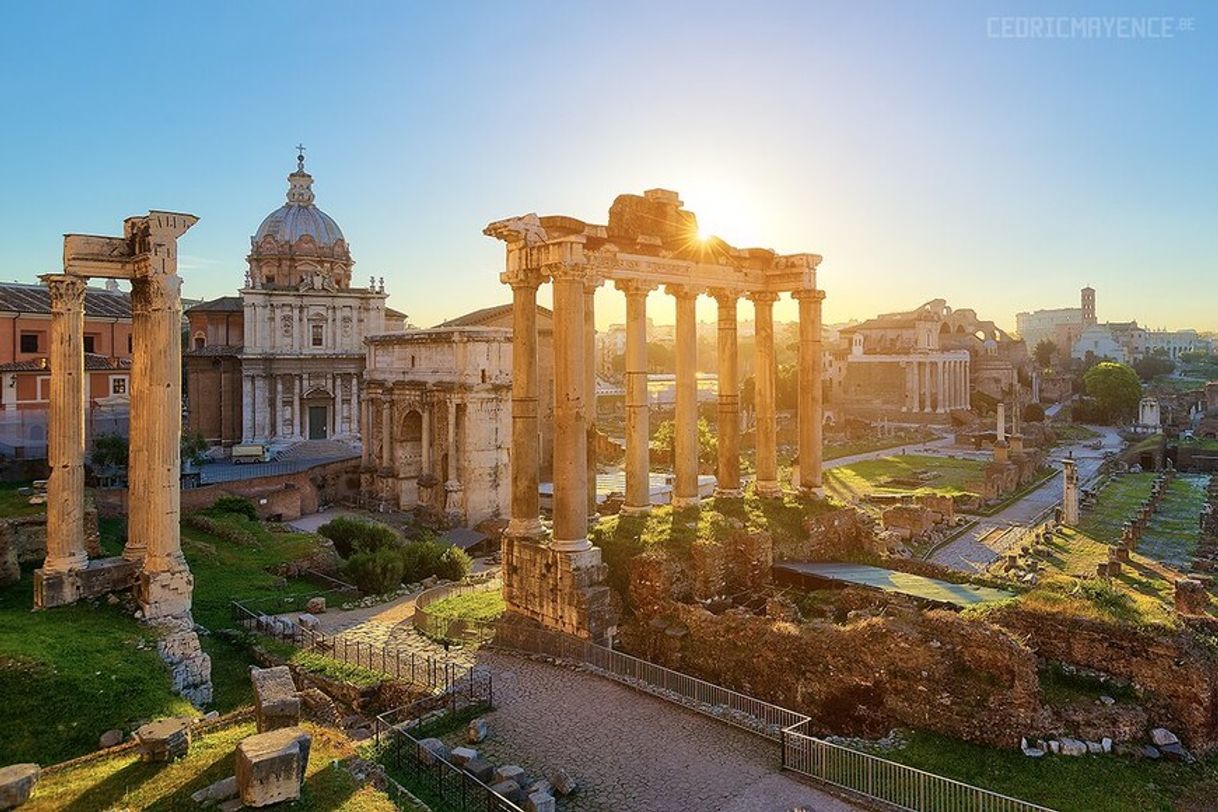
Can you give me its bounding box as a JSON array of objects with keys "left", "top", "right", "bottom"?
[
  {"left": 251, "top": 665, "right": 301, "bottom": 732},
  {"left": 134, "top": 718, "right": 191, "bottom": 762},
  {"left": 235, "top": 727, "right": 312, "bottom": 807}
]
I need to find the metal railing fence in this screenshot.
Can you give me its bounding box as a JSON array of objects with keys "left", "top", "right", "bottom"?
[{"left": 412, "top": 577, "right": 502, "bottom": 644}]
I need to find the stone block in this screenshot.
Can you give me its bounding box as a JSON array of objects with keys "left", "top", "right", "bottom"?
[
  {"left": 417, "top": 738, "right": 448, "bottom": 766},
  {"left": 1150, "top": 727, "right": 1179, "bottom": 747},
  {"left": 235, "top": 727, "right": 311, "bottom": 808},
  {"left": 526, "top": 790, "right": 557, "bottom": 812},
  {"left": 491, "top": 780, "right": 526, "bottom": 803},
  {"left": 1058, "top": 738, "right": 1086, "bottom": 757},
  {"left": 98, "top": 729, "right": 123, "bottom": 749},
  {"left": 135, "top": 717, "right": 191, "bottom": 762},
  {"left": 138, "top": 566, "right": 194, "bottom": 620},
  {"left": 191, "top": 775, "right": 239, "bottom": 806},
  {"left": 547, "top": 767, "right": 577, "bottom": 796},
  {"left": 466, "top": 717, "right": 488, "bottom": 743},
  {"left": 493, "top": 764, "right": 525, "bottom": 786},
  {"left": 305, "top": 596, "right": 326, "bottom": 614},
  {"left": 450, "top": 746, "right": 477, "bottom": 766},
  {"left": 297, "top": 612, "right": 320, "bottom": 631},
  {"left": 1174, "top": 579, "right": 1209, "bottom": 615},
  {"left": 251, "top": 666, "right": 300, "bottom": 732},
  {"left": 0, "top": 764, "right": 39, "bottom": 810},
  {"left": 463, "top": 757, "right": 494, "bottom": 783}
]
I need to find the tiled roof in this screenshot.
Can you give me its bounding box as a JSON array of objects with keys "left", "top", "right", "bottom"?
[
  {"left": 0, "top": 353, "right": 131, "bottom": 373},
  {"left": 0, "top": 281, "right": 131, "bottom": 319},
  {"left": 435, "top": 303, "right": 552, "bottom": 328},
  {"left": 186, "top": 295, "right": 243, "bottom": 313}
]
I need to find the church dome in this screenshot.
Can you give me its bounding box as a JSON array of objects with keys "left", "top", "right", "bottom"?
[{"left": 253, "top": 151, "right": 345, "bottom": 248}]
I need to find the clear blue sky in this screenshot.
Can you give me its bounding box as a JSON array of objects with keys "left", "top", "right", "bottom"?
[{"left": 1, "top": 1, "right": 1214, "bottom": 332}]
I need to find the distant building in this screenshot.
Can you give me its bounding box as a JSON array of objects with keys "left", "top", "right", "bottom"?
[
  {"left": 1016, "top": 287, "right": 1093, "bottom": 353},
  {"left": 1072, "top": 324, "right": 1129, "bottom": 363}
]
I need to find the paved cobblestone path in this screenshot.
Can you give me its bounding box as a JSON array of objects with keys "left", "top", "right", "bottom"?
[{"left": 455, "top": 651, "right": 861, "bottom": 812}]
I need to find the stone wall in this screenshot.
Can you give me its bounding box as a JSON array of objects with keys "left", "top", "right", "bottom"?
[
  {"left": 623, "top": 601, "right": 1042, "bottom": 748},
  {"left": 773, "top": 507, "right": 875, "bottom": 561},
  {"left": 93, "top": 459, "right": 360, "bottom": 520},
  {"left": 0, "top": 501, "right": 102, "bottom": 585},
  {"left": 500, "top": 536, "right": 617, "bottom": 644},
  {"left": 991, "top": 605, "right": 1218, "bottom": 751}
]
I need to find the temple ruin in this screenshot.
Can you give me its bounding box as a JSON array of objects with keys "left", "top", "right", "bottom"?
[
  {"left": 484, "top": 189, "right": 827, "bottom": 641},
  {"left": 33, "top": 211, "right": 212, "bottom": 704}
]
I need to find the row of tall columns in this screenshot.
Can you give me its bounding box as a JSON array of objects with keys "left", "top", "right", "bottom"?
[
  {"left": 904, "top": 357, "right": 970, "bottom": 413},
  {"left": 242, "top": 373, "right": 361, "bottom": 442}
]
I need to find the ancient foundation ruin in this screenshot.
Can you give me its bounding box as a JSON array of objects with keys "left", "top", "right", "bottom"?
[
  {"left": 32, "top": 211, "right": 212, "bottom": 705},
  {"left": 485, "top": 189, "right": 827, "bottom": 642}
]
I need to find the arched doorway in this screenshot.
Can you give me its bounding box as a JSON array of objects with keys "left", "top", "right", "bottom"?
[
  {"left": 302, "top": 387, "right": 332, "bottom": 440},
  {"left": 397, "top": 409, "right": 424, "bottom": 507}
]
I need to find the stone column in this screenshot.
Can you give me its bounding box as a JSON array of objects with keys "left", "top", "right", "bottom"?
[
  {"left": 275, "top": 376, "right": 284, "bottom": 439},
  {"left": 712, "top": 290, "right": 741, "bottom": 497},
  {"left": 669, "top": 284, "right": 700, "bottom": 508},
  {"left": 996, "top": 402, "right": 1006, "bottom": 443},
  {"left": 584, "top": 278, "right": 599, "bottom": 513},
  {"left": 902, "top": 362, "right": 913, "bottom": 412},
  {"left": 551, "top": 266, "right": 591, "bottom": 552},
  {"left": 293, "top": 376, "right": 303, "bottom": 439},
  {"left": 921, "top": 362, "right": 932, "bottom": 413},
  {"left": 937, "top": 360, "right": 947, "bottom": 413},
  {"left": 332, "top": 376, "right": 341, "bottom": 438},
  {"left": 617, "top": 280, "right": 653, "bottom": 514},
  {"left": 350, "top": 374, "right": 359, "bottom": 439},
  {"left": 131, "top": 271, "right": 192, "bottom": 619},
  {"left": 962, "top": 359, "right": 970, "bottom": 409},
  {"left": 242, "top": 374, "right": 253, "bottom": 443},
  {"left": 40, "top": 275, "right": 88, "bottom": 574},
  {"left": 794, "top": 289, "right": 825, "bottom": 491},
  {"left": 750, "top": 291, "right": 780, "bottom": 498},
  {"left": 380, "top": 397, "right": 392, "bottom": 469},
  {"left": 360, "top": 394, "right": 373, "bottom": 467},
  {"left": 506, "top": 273, "right": 544, "bottom": 538},
  {"left": 1063, "top": 457, "right": 1080, "bottom": 525},
  {"left": 421, "top": 401, "right": 432, "bottom": 473},
  {"left": 446, "top": 398, "right": 460, "bottom": 490}
]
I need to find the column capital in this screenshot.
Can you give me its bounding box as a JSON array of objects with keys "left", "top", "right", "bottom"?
[
  {"left": 582, "top": 272, "right": 604, "bottom": 293},
  {"left": 130, "top": 272, "right": 182, "bottom": 315},
  {"left": 707, "top": 287, "right": 740, "bottom": 305},
  {"left": 664, "top": 283, "right": 701, "bottom": 301},
  {"left": 500, "top": 267, "right": 547, "bottom": 291},
  {"left": 545, "top": 261, "right": 588, "bottom": 283},
  {"left": 791, "top": 288, "right": 827, "bottom": 302},
  {"left": 747, "top": 290, "right": 780, "bottom": 305},
  {"left": 614, "top": 278, "right": 658, "bottom": 298},
  {"left": 41, "top": 274, "right": 88, "bottom": 313}
]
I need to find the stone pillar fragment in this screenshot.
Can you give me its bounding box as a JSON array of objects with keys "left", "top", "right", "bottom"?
[
  {"left": 506, "top": 274, "right": 544, "bottom": 538},
  {"left": 584, "top": 279, "right": 599, "bottom": 513},
  {"left": 40, "top": 275, "right": 88, "bottom": 575},
  {"left": 551, "top": 266, "right": 590, "bottom": 552},
  {"left": 669, "top": 284, "right": 700, "bottom": 508},
  {"left": 750, "top": 292, "right": 780, "bottom": 498},
  {"left": 712, "top": 290, "right": 741, "bottom": 497},
  {"left": 618, "top": 280, "right": 653, "bottom": 514},
  {"left": 1062, "top": 457, "right": 1080, "bottom": 526},
  {"left": 794, "top": 289, "right": 825, "bottom": 491}
]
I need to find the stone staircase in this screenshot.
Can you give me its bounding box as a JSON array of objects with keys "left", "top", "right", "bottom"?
[{"left": 274, "top": 440, "right": 359, "bottom": 463}]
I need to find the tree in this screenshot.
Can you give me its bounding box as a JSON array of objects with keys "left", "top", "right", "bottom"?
[
  {"left": 650, "top": 417, "right": 717, "bottom": 466},
  {"left": 1132, "top": 349, "right": 1175, "bottom": 382},
  {"left": 1033, "top": 339, "right": 1057, "bottom": 370},
  {"left": 646, "top": 342, "right": 675, "bottom": 373},
  {"left": 91, "top": 433, "right": 129, "bottom": 469},
  {"left": 1083, "top": 361, "right": 1142, "bottom": 423}
]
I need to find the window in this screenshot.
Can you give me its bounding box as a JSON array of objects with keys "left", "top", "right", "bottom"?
[
  {"left": 19, "top": 333, "right": 38, "bottom": 353},
  {"left": 194, "top": 336, "right": 205, "bottom": 350},
  {"left": 311, "top": 324, "right": 324, "bottom": 347},
  {"left": 110, "top": 376, "right": 128, "bottom": 395},
  {"left": 83, "top": 335, "right": 96, "bottom": 354}
]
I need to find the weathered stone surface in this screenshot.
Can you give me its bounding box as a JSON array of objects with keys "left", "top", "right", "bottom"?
[
  {"left": 1151, "top": 727, "right": 1180, "bottom": 747},
  {"left": 490, "top": 780, "right": 526, "bottom": 803},
  {"left": 98, "top": 729, "right": 123, "bottom": 749},
  {"left": 501, "top": 537, "right": 616, "bottom": 643},
  {"left": 547, "top": 767, "right": 577, "bottom": 796},
  {"left": 417, "top": 738, "right": 447, "bottom": 766},
  {"left": 525, "top": 790, "right": 556, "bottom": 812},
  {"left": 449, "top": 746, "right": 477, "bottom": 766},
  {"left": 297, "top": 612, "right": 320, "bottom": 631},
  {"left": 463, "top": 757, "right": 494, "bottom": 783},
  {"left": 305, "top": 596, "right": 326, "bottom": 614},
  {"left": 1058, "top": 738, "right": 1087, "bottom": 757},
  {"left": 466, "top": 717, "right": 488, "bottom": 743},
  {"left": 191, "top": 775, "right": 238, "bottom": 806},
  {"left": 235, "top": 727, "right": 311, "bottom": 807},
  {"left": 493, "top": 764, "right": 525, "bottom": 786},
  {"left": 135, "top": 717, "right": 191, "bottom": 762},
  {"left": 1175, "top": 579, "right": 1209, "bottom": 615},
  {"left": 157, "top": 624, "right": 213, "bottom": 708},
  {"left": 0, "top": 764, "right": 39, "bottom": 810},
  {"left": 251, "top": 666, "right": 300, "bottom": 733},
  {"left": 33, "top": 556, "right": 139, "bottom": 609}
]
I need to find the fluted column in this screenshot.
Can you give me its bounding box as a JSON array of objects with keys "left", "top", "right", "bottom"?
[
  {"left": 617, "top": 280, "right": 653, "bottom": 515},
  {"left": 421, "top": 400, "right": 432, "bottom": 473},
  {"left": 241, "top": 374, "right": 253, "bottom": 443},
  {"left": 506, "top": 273, "right": 544, "bottom": 538},
  {"left": 445, "top": 399, "right": 462, "bottom": 496},
  {"left": 669, "top": 284, "right": 700, "bottom": 508},
  {"left": 41, "top": 275, "right": 88, "bottom": 573},
  {"left": 921, "top": 362, "right": 932, "bottom": 413},
  {"left": 794, "top": 289, "right": 825, "bottom": 491},
  {"left": 275, "top": 376, "right": 284, "bottom": 438},
  {"left": 551, "top": 266, "right": 591, "bottom": 552},
  {"left": 294, "top": 376, "right": 303, "bottom": 439},
  {"left": 584, "top": 278, "right": 599, "bottom": 513},
  {"left": 711, "top": 290, "right": 741, "bottom": 498},
  {"left": 750, "top": 291, "right": 780, "bottom": 498},
  {"left": 350, "top": 374, "right": 359, "bottom": 439},
  {"left": 360, "top": 394, "right": 373, "bottom": 467},
  {"left": 380, "top": 397, "right": 392, "bottom": 469}
]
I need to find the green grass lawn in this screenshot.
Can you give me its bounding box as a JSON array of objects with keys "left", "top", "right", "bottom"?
[
  {"left": 0, "top": 482, "right": 45, "bottom": 518},
  {"left": 1051, "top": 423, "right": 1100, "bottom": 445},
  {"left": 824, "top": 454, "right": 986, "bottom": 502},
  {"left": 823, "top": 428, "right": 939, "bottom": 461},
  {"left": 1139, "top": 475, "right": 1209, "bottom": 568},
  {"left": 1077, "top": 473, "right": 1155, "bottom": 543},
  {"left": 424, "top": 589, "right": 505, "bottom": 623},
  {"left": 26, "top": 720, "right": 402, "bottom": 812},
  {"left": 0, "top": 505, "right": 336, "bottom": 766},
  {"left": 886, "top": 728, "right": 1218, "bottom": 812}
]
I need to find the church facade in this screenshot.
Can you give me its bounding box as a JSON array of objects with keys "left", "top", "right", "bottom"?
[{"left": 185, "top": 152, "right": 404, "bottom": 447}]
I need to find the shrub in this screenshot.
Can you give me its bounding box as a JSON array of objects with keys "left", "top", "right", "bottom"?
[
  {"left": 209, "top": 495, "right": 258, "bottom": 521},
  {"left": 91, "top": 433, "right": 129, "bottom": 469},
  {"left": 436, "top": 546, "right": 472, "bottom": 582},
  {"left": 400, "top": 539, "right": 446, "bottom": 584},
  {"left": 344, "top": 547, "right": 406, "bottom": 595},
  {"left": 318, "top": 516, "right": 401, "bottom": 558}
]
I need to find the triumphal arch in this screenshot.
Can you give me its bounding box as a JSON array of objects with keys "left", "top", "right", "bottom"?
[
  {"left": 485, "top": 189, "right": 826, "bottom": 643},
  {"left": 34, "top": 211, "right": 211, "bottom": 704}
]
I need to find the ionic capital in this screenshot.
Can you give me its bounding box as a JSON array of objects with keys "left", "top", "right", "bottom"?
[
  {"left": 42, "top": 274, "right": 87, "bottom": 314},
  {"left": 664, "top": 283, "right": 701, "bottom": 301},
  {"left": 614, "top": 278, "right": 658, "bottom": 299}
]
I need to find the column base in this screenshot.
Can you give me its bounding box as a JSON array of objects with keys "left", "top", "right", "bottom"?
[
  {"left": 138, "top": 563, "right": 195, "bottom": 620},
  {"left": 712, "top": 488, "right": 742, "bottom": 500},
  {"left": 620, "top": 503, "right": 652, "bottom": 517},
  {"left": 755, "top": 480, "right": 782, "bottom": 499},
  {"left": 799, "top": 486, "right": 826, "bottom": 498},
  {"left": 551, "top": 537, "right": 592, "bottom": 553},
  {"left": 40, "top": 551, "right": 89, "bottom": 574},
  {"left": 34, "top": 556, "right": 139, "bottom": 609},
  {"left": 506, "top": 517, "right": 546, "bottom": 539},
  {"left": 671, "top": 495, "right": 700, "bottom": 510}
]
